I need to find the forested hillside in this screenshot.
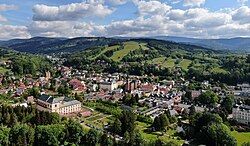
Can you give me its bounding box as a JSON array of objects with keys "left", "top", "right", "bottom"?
[{"left": 64, "top": 39, "right": 250, "bottom": 85}]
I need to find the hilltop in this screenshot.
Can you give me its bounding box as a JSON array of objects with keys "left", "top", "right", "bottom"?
[{"left": 153, "top": 36, "right": 250, "bottom": 52}]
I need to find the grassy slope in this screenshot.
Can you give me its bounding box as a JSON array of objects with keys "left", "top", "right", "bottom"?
[
  {"left": 231, "top": 131, "right": 250, "bottom": 146},
  {"left": 111, "top": 41, "right": 140, "bottom": 61},
  {"left": 96, "top": 45, "right": 120, "bottom": 59},
  {"left": 178, "top": 59, "right": 192, "bottom": 70},
  {"left": 148, "top": 57, "right": 193, "bottom": 69}
]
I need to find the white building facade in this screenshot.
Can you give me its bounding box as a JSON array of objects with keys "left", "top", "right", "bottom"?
[{"left": 232, "top": 105, "right": 250, "bottom": 125}]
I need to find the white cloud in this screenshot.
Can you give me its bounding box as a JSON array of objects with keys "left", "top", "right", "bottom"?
[
  {"left": 32, "top": 2, "right": 114, "bottom": 21},
  {"left": 237, "top": 0, "right": 248, "bottom": 5},
  {"left": 2, "top": 0, "right": 250, "bottom": 40},
  {"left": 107, "top": 0, "right": 128, "bottom": 5},
  {"left": 232, "top": 6, "right": 250, "bottom": 24},
  {"left": 0, "top": 25, "right": 30, "bottom": 40},
  {"left": 0, "top": 4, "right": 18, "bottom": 11},
  {"left": 28, "top": 21, "right": 104, "bottom": 38},
  {"left": 133, "top": 0, "right": 171, "bottom": 16},
  {"left": 0, "top": 15, "right": 7, "bottom": 22},
  {"left": 183, "top": 0, "right": 206, "bottom": 7}
]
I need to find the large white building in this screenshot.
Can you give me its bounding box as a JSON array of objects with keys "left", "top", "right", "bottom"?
[
  {"left": 232, "top": 105, "right": 250, "bottom": 125},
  {"left": 36, "top": 94, "right": 81, "bottom": 115}
]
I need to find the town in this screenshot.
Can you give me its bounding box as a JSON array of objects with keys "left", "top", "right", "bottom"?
[{"left": 0, "top": 52, "right": 249, "bottom": 145}]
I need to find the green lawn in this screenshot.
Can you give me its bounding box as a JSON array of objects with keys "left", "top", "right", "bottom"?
[
  {"left": 148, "top": 57, "right": 176, "bottom": 68},
  {"left": 231, "top": 131, "right": 250, "bottom": 146},
  {"left": 140, "top": 43, "right": 150, "bottom": 50},
  {"left": 211, "top": 67, "right": 228, "bottom": 74},
  {"left": 178, "top": 59, "right": 191, "bottom": 70},
  {"left": 162, "top": 58, "right": 175, "bottom": 68},
  {"left": 111, "top": 41, "right": 140, "bottom": 61},
  {"left": 95, "top": 45, "right": 120, "bottom": 59}
]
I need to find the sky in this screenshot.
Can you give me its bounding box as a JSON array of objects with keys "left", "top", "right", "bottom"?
[{"left": 0, "top": 0, "right": 250, "bottom": 40}]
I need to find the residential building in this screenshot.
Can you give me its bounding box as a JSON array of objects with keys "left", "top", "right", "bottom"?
[
  {"left": 233, "top": 105, "right": 250, "bottom": 125},
  {"left": 99, "top": 80, "right": 117, "bottom": 91}
]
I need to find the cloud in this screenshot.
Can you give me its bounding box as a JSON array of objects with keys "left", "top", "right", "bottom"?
[
  {"left": 133, "top": 0, "right": 171, "bottom": 16},
  {"left": 28, "top": 21, "right": 105, "bottom": 38},
  {"left": 237, "top": 0, "right": 248, "bottom": 5},
  {"left": 32, "top": 2, "right": 114, "bottom": 21},
  {"left": 0, "top": 4, "right": 18, "bottom": 11},
  {"left": 183, "top": 0, "right": 206, "bottom": 7},
  {"left": 0, "top": 15, "right": 7, "bottom": 22},
  {"left": 0, "top": 4, "right": 18, "bottom": 22},
  {"left": 0, "top": 25, "right": 30, "bottom": 40},
  {"left": 3, "top": 0, "right": 250, "bottom": 40},
  {"left": 107, "top": 0, "right": 128, "bottom": 5},
  {"left": 232, "top": 6, "right": 250, "bottom": 24}
]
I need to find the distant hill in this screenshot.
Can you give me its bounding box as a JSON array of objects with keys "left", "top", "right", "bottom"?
[
  {"left": 0, "top": 37, "right": 214, "bottom": 54},
  {"left": 152, "top": 36, "right": 250, "bottom": 52},
  {"left": 0, "top": 37, "right": 125, "bottom": 54}
]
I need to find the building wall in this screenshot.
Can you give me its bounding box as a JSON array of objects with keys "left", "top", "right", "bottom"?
[
  {"left": 37, "top": 99, "right": 81, "bottom": 115},
  {"left": 233, "top": 108, "right": 250, "bottom": 124},
  {"left": 59, "top": 103, "right": 81, "bottom": 115}
]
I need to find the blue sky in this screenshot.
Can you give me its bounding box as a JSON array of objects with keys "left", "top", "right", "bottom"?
[{"left": 0, "top": 0, "right": 250, "bottom": 39}]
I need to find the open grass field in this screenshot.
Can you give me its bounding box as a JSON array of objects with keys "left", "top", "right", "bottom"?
[
  {"left": 111, "top": 41, "right": 140, "bottom": 61},
  {"left": 140, "top": 43, "right": 150, "bottom": 50},
  {"left": 211, "top": 67, "right": 228, "bottom": 74},
  {"left": 178, "top": 59, "right": 192, "bottom": 70},
  {"left": 95, "top": 45, "right": 120, "bottom": 59},
  {"left": 136, "top": 122, "right": 184, "bottom": 145},
  {"left": 148, "top": 57, "right": 176, "bottom": 68},
  {"left": 231, "top": 131, "right": 250, "bottom": 146}
]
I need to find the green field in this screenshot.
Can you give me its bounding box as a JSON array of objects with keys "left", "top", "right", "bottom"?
[
  {"left": 178, "top": 59, "right": 192, "bottom": 70},
  {"left": 95, "top": 45, "right": 120, "bottom": 59},
  {"left": 211, "top": 67, "right": 228, "bottom": 74},
  {"left": 148, "top": 57, "right": 176, "bottom": 68},
  {"left": 231, "top": 131, "right": 250, "bottom": 146},
  {"left": 111, "top": 41, "right": 140, "bottom": 61}
]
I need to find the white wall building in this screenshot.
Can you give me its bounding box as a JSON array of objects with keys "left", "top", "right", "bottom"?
[
  {"left": 232, "top": 105, "right": 250, "bottom": 125},
  {"left": 36, "top": 94, "right": 81, "bottom": 115}
]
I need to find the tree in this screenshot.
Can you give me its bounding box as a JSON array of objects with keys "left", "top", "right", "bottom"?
[
  {"left": 0, "top": 126, "right": 10, "bottom": 146},
  {"left": 221, "top": 95, "right": 234, "bottom": 114},
  {"left": 28, "top": 87, "right": 40, "bottom": 98},
  {"left": 110, "top": 118, "right": 122, "bottom": 135},
  {"left": 100, "top": 133, "right": 113, "bottom": 146},
  {"left": 84, "top": 129, "right": 100, "bottom": 146},
  {"left": 34, "top": 126, "right": 59, "bottom": 146},
  {"left": 247, "top": 54, "right": 250, "bottom": 63},
  {"left": 133, "top": 130, "right": 144, "bottom": 146},
  {"left": 191, "top": 112, "right": 223, "bottom": 134},
  {"left": 119, "top": 110, "right": 136, "bottom": 135},
  {"left": 9, "top": 113, "right": 18, "bottom": 127},
  {"left": 197, "top": 90, "right": 218, "bottom": 107},
  {"left": 198, "top": 123, "right": 237, "bottom": 146},
  {"left": 152, "top": 114, "right": 169, "bottom": 131},
  {"left": 189, "top": 105, "right": 196, "bottom": 116},
  {"left": 9, "top": 124, "right": 35, "bottom": 146},
  {"left": 64, "top": 120, "right": 84, "bottom": 144}
]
